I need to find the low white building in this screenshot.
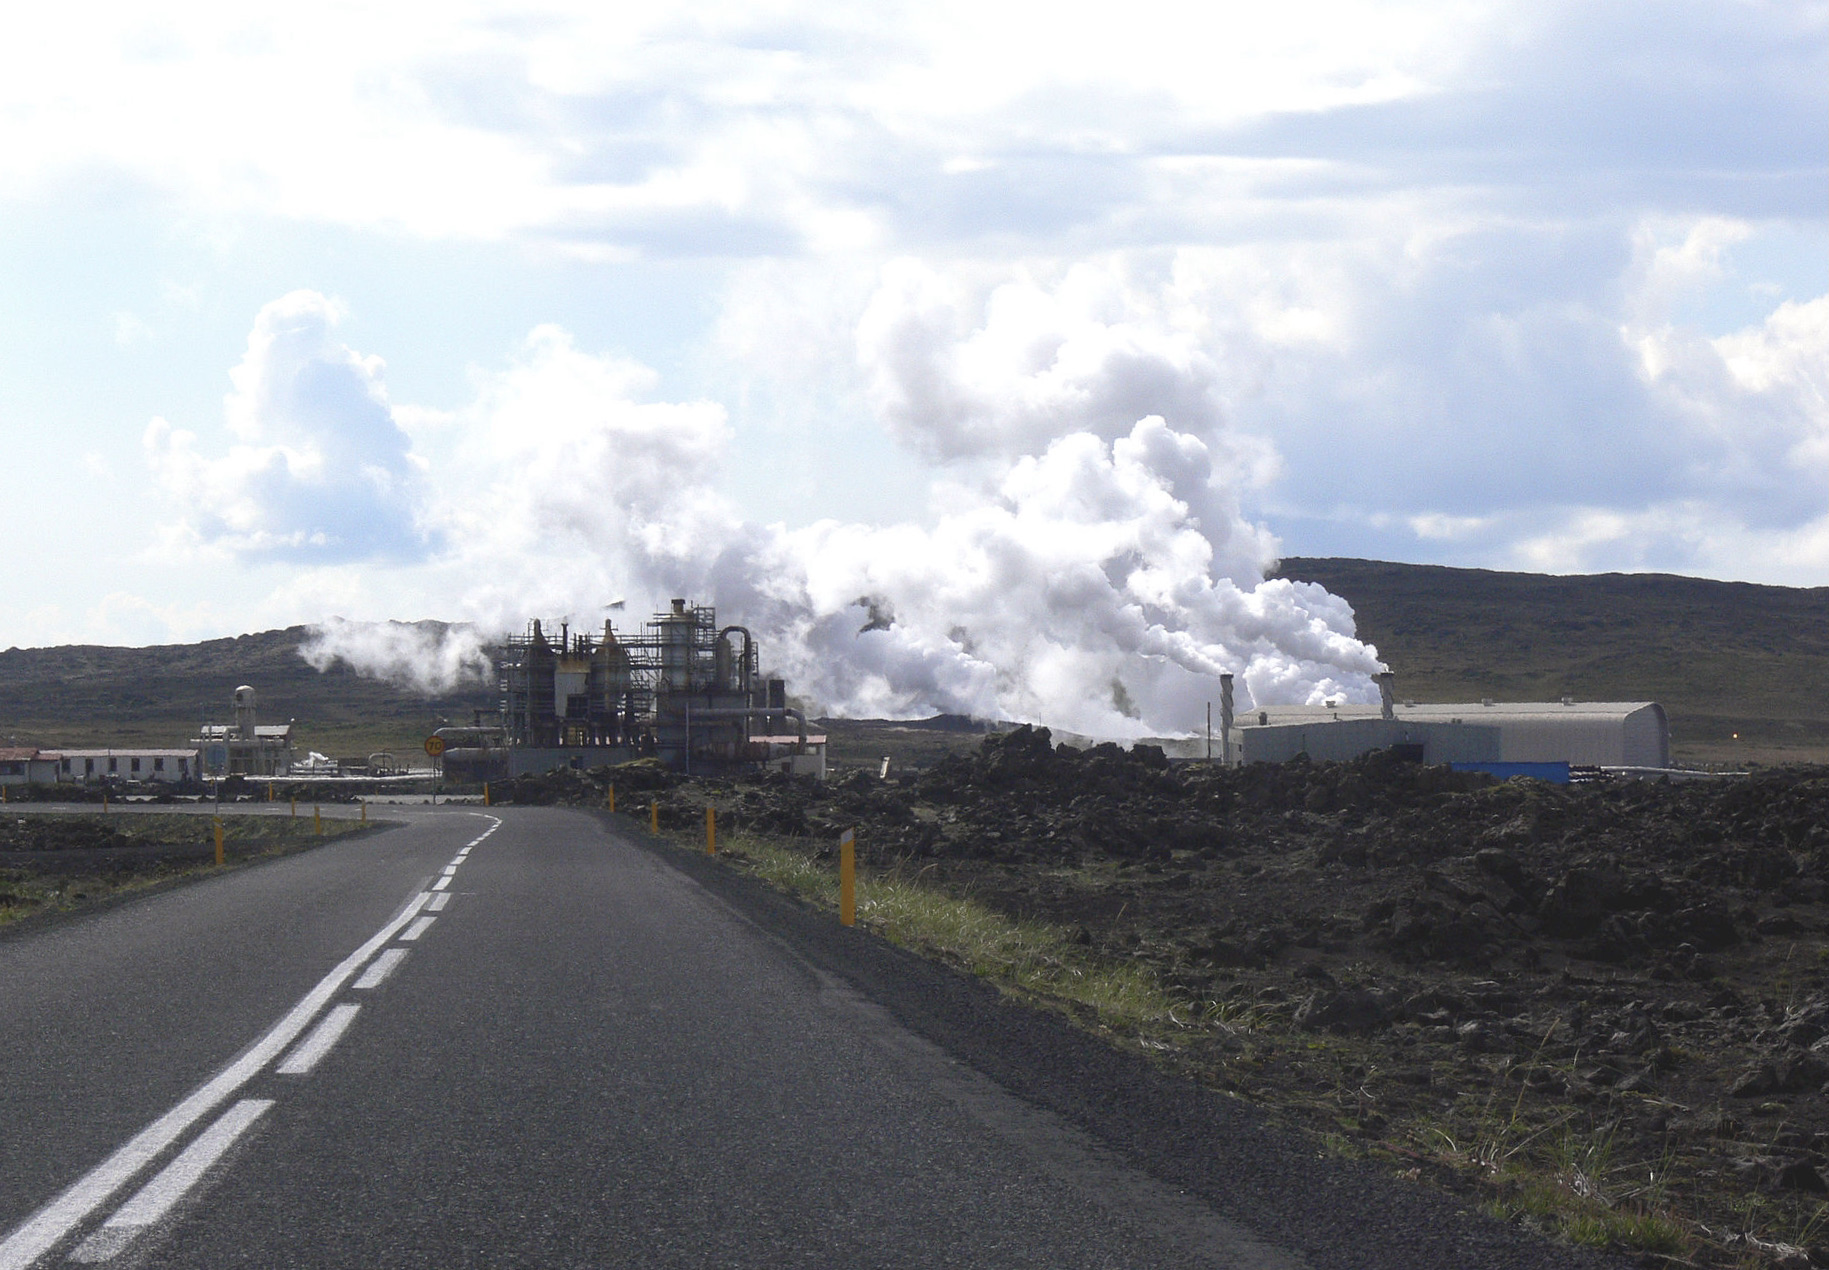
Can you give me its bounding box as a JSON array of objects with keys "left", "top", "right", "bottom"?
[
  {"left": 0, "top": 748, "right": 62, "bottom": 787},
  {"left": 55, "top": 749, "right": 201, "bottom": 785}
]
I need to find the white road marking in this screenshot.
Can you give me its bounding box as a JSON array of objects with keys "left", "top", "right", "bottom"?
[
  {"left": 0, "top": 890, "right": 430, "bottom": 1270},
  {"left": 399, "top": 916, "right": 436, "bottom": 942},
  {"left": 276, "top": 1005, "right": 362, "bottom": 1076},
  {"left": 353, "top": 949, "right": 409, "bottom": 990},
  {"left": 430, "top": 877, "right": 452, "bottom": 891},
  {"left": 426, "top": 893, "right": 452, "bottom": 912},
  {"left": 440, "top": 866, "right": 458, "bottom": 876},
  {"left": 67, "top": 1100, "right": 275, "bottom": 1263}
]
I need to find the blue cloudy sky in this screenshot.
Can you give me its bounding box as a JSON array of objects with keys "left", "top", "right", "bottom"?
[{"left": 0, "top": 2, "right": 1823, "bottom": 727}]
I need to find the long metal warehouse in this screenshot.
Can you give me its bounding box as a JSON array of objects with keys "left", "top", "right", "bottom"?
[{"left": 1224, "top": 688, "right": 1669, "bottom": 769}]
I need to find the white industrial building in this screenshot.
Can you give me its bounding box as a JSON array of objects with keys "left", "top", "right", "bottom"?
[
  {"left": 54, "top": 749, "right": 201, "bottom": 785},
  {"left": 193, "top": 685, "right": 295, "bottom": 777},
  {"left": 1217, "top": 674, "right": 1670, "bottom": 770}
]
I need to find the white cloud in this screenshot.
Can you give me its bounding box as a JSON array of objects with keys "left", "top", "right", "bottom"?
[
  {"left": 4, "top": 0, "right": 1825, "bottom": 660},
  {"left": 856, "top": 258, "right": 1233, "bottom": 463},
  {"left": 144, "top": 291, "right": 432, "bottom": 562}
]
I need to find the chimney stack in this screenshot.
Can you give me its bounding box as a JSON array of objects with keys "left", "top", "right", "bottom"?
[
  {"left": 1220, "top": 673, "right": 1235, "bottom": 766},
  {"left": 1378, "top": 671, "right": 1395, "bottom": 721}
]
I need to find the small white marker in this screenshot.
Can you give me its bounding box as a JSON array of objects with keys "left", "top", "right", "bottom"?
[
  {"left": 441, "top": 865, "right": 458, "bottom": 876},
  {"left": 353, "top": 949, "right": 408, "bottom": 990},
  {"left": 430, "top": 877, "right": 451, "bottom": 891},
  {"left": 277, "top": 1005, "right": 361, "bottom": 1076},
  {"left": 426, "top": 892, "right": 452, "bottom": 912},
  {"left": 68, "top": 1100, "right": 275, "bottom": 1262},
  {"left": 399, "top": 916, "right": 436, "bottom": 942}
]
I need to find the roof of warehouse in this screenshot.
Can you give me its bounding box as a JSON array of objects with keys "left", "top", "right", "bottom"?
[
  {"left": 0, "top": 747, "right": 43, "bottom": 761},
  {"left": 52, "top": 748, "right": 201, "bottom": 757},
  {"left": 1242, "top": 701, "right": 1661, "bottom": 724}
]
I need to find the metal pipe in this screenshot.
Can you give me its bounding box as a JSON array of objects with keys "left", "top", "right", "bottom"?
[
  {"left": 718, "top": 626, "right": 754, "bottom": 696},
  {"left": 679, "top": 706, "right": 808, "bottom": 745},
  {"left": 1378, "top": 671, "right": 1395, "bottom": 722}
]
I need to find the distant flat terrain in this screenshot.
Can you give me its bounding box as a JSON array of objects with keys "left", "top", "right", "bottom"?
[{"left": 1278, "top": 557, "right": 1829, "bottom": 764}]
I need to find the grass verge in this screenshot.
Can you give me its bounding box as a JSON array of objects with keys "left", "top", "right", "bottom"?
[
  {"left": 661, "top": 825, "right": 1194, "bottom": 1040},
  {"left": 647, "top": 820, "right": 1742, "bottom": 1266}
]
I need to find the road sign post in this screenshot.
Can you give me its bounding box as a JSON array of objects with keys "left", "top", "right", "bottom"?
[{"left": 424, "top": 736, "right": 445, "bottom": 806}]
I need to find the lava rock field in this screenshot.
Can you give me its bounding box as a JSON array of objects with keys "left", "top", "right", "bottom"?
[{"left": 503, "top": 730, "right": 1829, "bottom": 1265}]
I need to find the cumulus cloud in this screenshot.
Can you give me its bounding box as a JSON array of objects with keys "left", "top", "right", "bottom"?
[
  {"left": 856, "top": 259, "right": 1230, "bottom": 462},
  {"left": 145, "top": 291, "right": 432, "bottom": 562}
]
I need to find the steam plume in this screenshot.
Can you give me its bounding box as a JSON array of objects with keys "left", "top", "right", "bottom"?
[{"left": 278, "top": 271, "right": 1386, "bottom": 735}]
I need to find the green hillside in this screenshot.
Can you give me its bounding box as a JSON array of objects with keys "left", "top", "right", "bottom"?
[
  {"left": 1276, "top": 558, "right": 1829, "bottom": 764},
  {"left": 0, "top": 625, "right": 494, "bottom": 761}
]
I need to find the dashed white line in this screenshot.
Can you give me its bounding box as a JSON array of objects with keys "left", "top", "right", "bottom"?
[
  {"left": 426, "top": 893, "right": 452, "bottom": 912},
  {"left": 0, "top": 892, "right": 430, "bottom": 1270},
  {"left": 399, "top": 916, "right": 436, "bottom": 942},
  {"left": 353, "top": 949, "right": 409, "bottom": 990},
  {"left": 276, "top": 1005, "right": 362, "bottom": 1076},
  {"left": 430, "top": 877, "right": 452, "bottom": 892},
  {"left": 67, "top": 1099, "right": 275, "bottom": 1263},
  {"left": 440, "top": 866, "right": 458, "bottom": 876}
]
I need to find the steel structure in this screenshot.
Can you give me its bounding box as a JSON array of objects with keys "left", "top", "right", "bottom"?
[{"left": 489, "top": 599, "right": 811, "bottom": 776}]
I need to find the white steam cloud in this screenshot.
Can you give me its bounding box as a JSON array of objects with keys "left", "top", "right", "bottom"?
[
  {"left": 722, "top": 417, "right": 1383, "bottom": 736},
  {"left": 298, "top": 618, "right": 493, "bottom": 696},
  {"left": 208, "top": 273, "right": 1386, "bottom": 733}
]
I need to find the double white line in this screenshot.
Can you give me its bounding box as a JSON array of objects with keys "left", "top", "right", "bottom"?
[{"left": 0, "top": 813, "right": 503, "bottom": 1269}]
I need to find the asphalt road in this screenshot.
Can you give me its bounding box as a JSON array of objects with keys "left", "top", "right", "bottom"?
[{"left": 0, "top": 807, "right": 1622, "bottom": 1269}]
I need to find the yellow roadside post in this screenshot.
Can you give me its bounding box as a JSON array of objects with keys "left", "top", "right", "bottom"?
[
  {"left": 483, "top": 782, "right": 491, "bottom": 807},
  {"left": 650, "top": 801, "right": 659, "bottom": 833},
  {"left": 213, "top": 818, "right": 225, "bottom": 867},
  {"left": 706, "top": 806, "right": 716, "bottom": 855},
  {"left": 290, "top": 796, "right": 296, "bottom": 819},
  {"left": 266, "top": 783, "right": 273, "bottom": 802},
  {"left": 314, "top": 805, "right": 322, "bottom": 835},
  {"left": 360, "top": 800, "right": 367, "bottom": 824},
  {"left": 839, "top": 829, "right": 856, "bottom": 926},
  {"left": 608, "top": 785, "right": 616, "bottom": 814},
  {"left": 2, "top": 786, "right": 7, "bottom": 804}
]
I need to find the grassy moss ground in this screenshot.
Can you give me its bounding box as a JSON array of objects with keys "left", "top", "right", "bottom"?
[
  {"left": 0, "top": 812, "right": 370, "bottom": 928},
  {"left": 645, "top": 819, "right": 1827, "bottom": 1268}
]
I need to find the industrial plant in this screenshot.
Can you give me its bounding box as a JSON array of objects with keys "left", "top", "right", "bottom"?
[
  {"left": 193, "top": 685, "right": 296, "bottom": 777},
  {"left": 0, "top": 604, "right": 1680, "bottom": 794},
  {"left": 1211, "top": 671, "right": 1670, "bottom": 775},
  {"left": 435, "top": 599, "right": 826, "bottom": 782}
]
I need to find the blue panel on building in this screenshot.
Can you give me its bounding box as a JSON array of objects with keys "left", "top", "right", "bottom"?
[{"left": 1450, "top": 761, "right": 1571, "bottom": 784}]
